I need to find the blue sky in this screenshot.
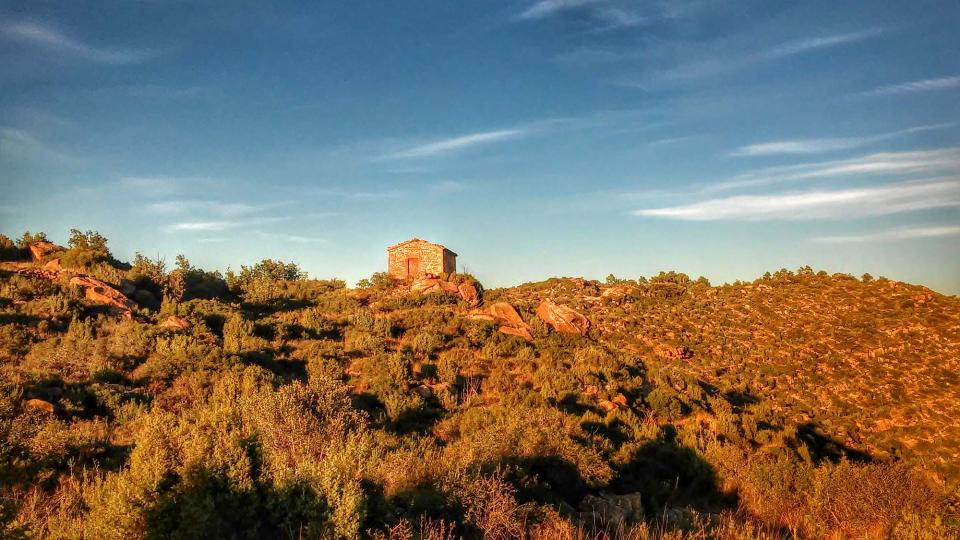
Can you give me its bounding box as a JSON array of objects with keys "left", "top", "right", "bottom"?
[{"left": 1, "top": 0, "right": 959, "bottom": 293}]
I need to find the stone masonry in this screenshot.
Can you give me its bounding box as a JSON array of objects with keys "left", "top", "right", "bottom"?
[{"left": 387, "top": 238, "right": 457, "bottom": 280}]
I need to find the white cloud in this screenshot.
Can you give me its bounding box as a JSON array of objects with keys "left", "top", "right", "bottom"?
[
  {"left": 858, "top": 75, "right": 960, "bottom": 97},
  {"left": 166, "top": 217, "right": 286, "bottom": 232},
  {"left": 146, "top": 200, "right": 260, "bottom": 217},
  {"left": 757, "top": 30, "right": 880, "bottom": 61},
  {"left": 382, "top": 129, "right": 526, "bottom": 159},
  {"left": 518, "top": 0, "right": 596, "bottom": 20},
  {"left": 0, "top": 127, "right": 75, "bottom": 163},
  {"left": 254, "top": 230, "right": 326, "bottom": 244},
  {"left": 1, "top": 21, "right": 156, "bottom": 65},
  {"left": 708, "top": 147, "right": 960, "bottom": 192},
  {"left": 428, "top": 180, "right": 471, "bottom": 193},
  {"left": 730, "top": 124, "right": 953, "bottom": 157},
  {"left": 633, "top": 178, "right": 960, "bottom": 221},
  {"left": 651, "top": 30, "right": 880, "bottom": 84},
  {"left": 812, "top": 225, "right": 960, "bottom": 243},
  {"left": 516, "top": 0, "right": 645, "bottom": 31}
]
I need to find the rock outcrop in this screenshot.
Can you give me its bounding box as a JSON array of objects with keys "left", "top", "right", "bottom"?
[
  {"left": 471, "top": 301, "right": 533, "bottom": 341},
  {"left": 69, "top": 276, "right": 136, "bottom": 318},
  {"left": 29, "top": 241, "right": 65, "bottom": 262},
  {"left": 24, "top": 398, "right": 56, "bottom": 414},
  {"left": 159, "top": 315, "right": 191, "bottom": 331},
  {"left": 410, "top": 276, "right": 482, "bottom": 307},
  {"left": 536, "top": 299, "right": 590, "bottom": 336}
]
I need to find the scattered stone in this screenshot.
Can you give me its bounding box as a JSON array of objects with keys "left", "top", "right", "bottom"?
[
  {"left": 598, "top": 400, "right": 619, "bottom": 413},
  {"left": 536, "top": 299, "right": 590, "bottom": 336},
  {"left": 611, "top": 393, "right": 628, "bottom": 408},
  {"left": 42, "top": 258, "right": 62, "bottom": 271},
  {"left": 24, "top": 398, "right": 55, "bottom": 414},
  {"left": 159, "top": 315, "right": 190, "bottom": 331},
  {"left": 655, "top": 344, "right": 693, "bottom": 360}
]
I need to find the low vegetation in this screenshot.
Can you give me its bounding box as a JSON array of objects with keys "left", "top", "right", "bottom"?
[{"left": 0, "top": 230, "right": 957, "bottom": 539}]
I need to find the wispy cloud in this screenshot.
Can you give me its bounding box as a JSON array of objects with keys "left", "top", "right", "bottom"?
[
  {"left": 636, "top": 29, "right": 880, "bottom": 85},
  {"left": 428, "top": 180, "right": 472, "bottom": 193},
  {"left": 146, "top": 200, "right": 275, "bottom": 217},
  {"left": 254, "top": 230, "right": 327, "bottom": 244},
  {"left": 516, "top": 0, "right": 645, "bottom": 29},
  {"left": 812, "top": 225, "right": 960, "bottom": 243},
  {"left": 756, "top": 31, "right": 879, "bottom": 62},
  {"left": 0, "top": 21, "right": 156, "bottom": 65},
  {"left": 165, "top": 217, "right": 287, "bottom": 232},
  {"left": 708, "top": 147, "right": 960, "bottom": 192},
  {"left": 0, "top": 127, "right": 77, "bottom": 164},
  {"left": 382, "top": 129, "right": 527, "bottom": 159},
  {"left": 730, "top": 124, "right": 953, "bottom": 157},
  {"left": 633, "top": 178, "right": 960, "bottom": 221},
  {"left": 857, "top": 75, "right": 960, "bottom": 97}
]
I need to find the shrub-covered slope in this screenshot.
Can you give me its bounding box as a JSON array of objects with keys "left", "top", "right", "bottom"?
[{"left": 0, "top": 232, "right": 957, "bottom": 539}]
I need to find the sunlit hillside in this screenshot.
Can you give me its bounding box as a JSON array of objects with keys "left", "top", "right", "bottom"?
[{"left": 1, "top": 230, "right": 958, "bottom": 539}]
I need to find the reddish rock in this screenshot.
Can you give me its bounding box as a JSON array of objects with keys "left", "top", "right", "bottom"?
[
  {"left": 457, "top": 282, "right": 480, "bottom": 306},
  {"left": 487, "top": 302, "right": 526, "bottom": 327},
  {"left": 159, "top": 315, "right": 190, "bottom": 331},
  {"left": 499, "top": 324, "right": 534, "bottom": 341},
  {"left": 611, "top": 393, "right": 628, "bottom": 408},
  {"left": 42, "top": 258, "right": 62, "bottom": 271},
  {"left": 70, "top": 276, "right": 136, "bottom": 318},
  {"left": 24, "top": 398, "right": 55, "bottom": 414},
  {"left": 482, "top": 302, "right": 533, "bottom": 341},
  {"left": 536, "top": 300, "right": 590, "bottom": 336},
  {"left": 29, "top": 241, "right": 65, "bottom": 262},
  {"left": 655, "top": 345, "right": 693, "bottom": 360},
  {"left": 597, "top": 400, "right": 618, "bottom": 413},
  {"left": 411, "top": 277, "right": 442, "bottom": 295}
]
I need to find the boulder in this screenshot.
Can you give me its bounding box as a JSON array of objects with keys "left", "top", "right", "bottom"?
[
  {"left": 487, "top": 302, "right": 526, "bottom": 328},
  {"left": 536, "top": 300, "right": 590, "bottom": 336},
  {"left": 24, "top": 398, "right": 55, "bottom": 414},
  {"left": 28, "top": 241, "right": 65, "bottom": 262},
  {"left": 485, "top": 302, "right": 533, "bottom": 341},
  {"left": 457, "top": 282, "right": 480, "bottom": 306},
  {"left": 411, "top": 277, "right": 442, "bottom": 295},
  {"left": 499, "top": 324, "right": 533, "bottom": 341},
  {"left": 411, "top": 276, "right": 482, "bottom": 306},
  {"left": 70, "top": 276, "right": 136, "bottom": 318},
  {"left": 159, "top": 315, "right": 190, "bottom": 331},
  {"left": 42, "top": 258, "right": 62, "bottom": 271}
]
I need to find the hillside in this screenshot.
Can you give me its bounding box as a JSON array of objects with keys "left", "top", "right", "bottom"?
[{"left": 0, "top": 231, "right": 958, "bottom": 539}]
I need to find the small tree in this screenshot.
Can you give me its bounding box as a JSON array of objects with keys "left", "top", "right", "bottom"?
[
  {"left": 61, "top": 229, "right": 113, "bottom": 269},
  {"left": 16, "top": 231, "right": 48, "bottom": 249}
]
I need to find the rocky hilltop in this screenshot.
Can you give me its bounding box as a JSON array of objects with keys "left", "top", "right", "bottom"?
[{"left": 0, "top": 232, "right": 958, "bottom": 538}]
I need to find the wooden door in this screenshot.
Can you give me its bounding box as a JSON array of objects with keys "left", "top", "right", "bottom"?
[{"left": 406, "top": 257, "right": 420, "bottom": 277}]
